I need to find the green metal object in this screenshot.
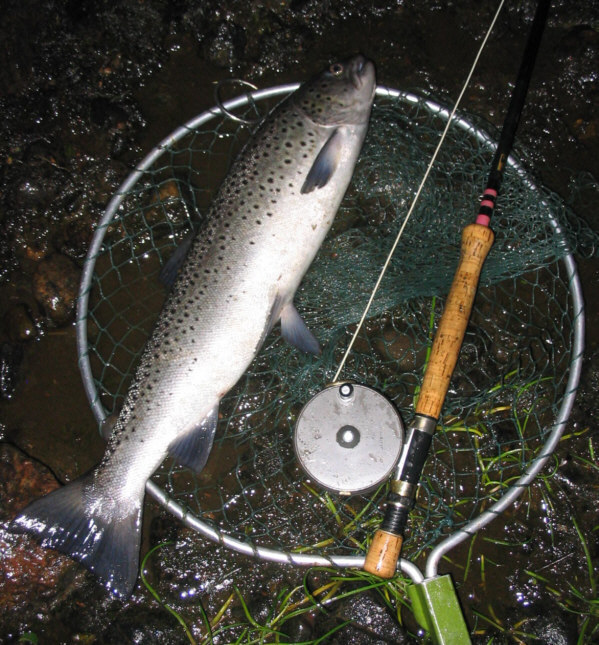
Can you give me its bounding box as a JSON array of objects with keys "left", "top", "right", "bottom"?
[{"left": 407, "top": 575, "right": 470, "bottom": 644}]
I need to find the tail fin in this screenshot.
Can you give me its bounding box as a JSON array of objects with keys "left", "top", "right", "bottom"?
[{"left": 10, "top": 473, "right": 142, "bottom": 598}]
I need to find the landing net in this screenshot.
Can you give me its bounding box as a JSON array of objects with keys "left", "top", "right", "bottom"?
[{"left": 76, "top": 86, "right": 588, "bottom": 570}]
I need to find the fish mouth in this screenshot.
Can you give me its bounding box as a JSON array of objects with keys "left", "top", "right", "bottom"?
[{"left": 349, "top": 54, "right": 376, "bottom": 94}]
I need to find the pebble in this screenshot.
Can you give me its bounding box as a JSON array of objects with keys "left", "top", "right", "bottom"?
[
  {"left": 32, "top": 254, "right": 80, "bottom": 325},
  {"left": 4, "top": 303, "right": 37, "bottom": 341}
]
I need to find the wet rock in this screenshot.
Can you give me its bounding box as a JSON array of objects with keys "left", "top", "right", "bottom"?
[
  {"left": 314, "top": 590, "right": 408, "bottom": 643},
  {"left": 0, "top": 444, "right": 59, "bottom": 524},
  {"left": 4, "top": 303, "right": 38, "bottom": 342},
  {"left": 0, "top": 342, "right": 24, "bottom": 399},
  {"left": 13, "top": 141, "right": 66, "bottom": 210},
  {"left": 281, "top": 609, "right": 319, "bottom": 643},
  {"left": 14, "top": 219, "right": 53, "bottom": 264},
  {"left": 0, "top": 444, "right": 67, "bottom": 611},
  {"left": 519, "top": 609, "right": 579, "bottom": 645},
  {"left": 54, "top": 197, "right": 97, "bottom": 260},
  {"left": 32, "top": 253, "right": 80, "bottom": 325},
  {"left": 204, "top": 20, "right": 247, "bottom": 68},
  {"left": 90, "top": 97, "right": 129, "bottom": 129},
  {"left": 56, "top": 215, "right": 93, "bottom": 260}
]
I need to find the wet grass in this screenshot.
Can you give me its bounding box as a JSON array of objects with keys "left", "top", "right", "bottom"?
[
  {"left": 141, "top": 480, "right": 597, "bottom": 644},
  {"left": 141, "top": 542, "right": 200, "bottom": 644},
  {"left": 466, "top": 506, "right": 598, "bottom": 644},
  {"left": 452, "top": 431, "right": 599, "bottom": 643},
  {"left": 141, "top": 543, "right": 413, "bottom": 643},
  {"left": 524, "top": 520, "right": 599, "bottom": 644}
]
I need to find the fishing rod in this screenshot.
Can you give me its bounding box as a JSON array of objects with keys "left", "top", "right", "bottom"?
[{"left": 364, "top": 0, "right": 551, "bottom": 578}]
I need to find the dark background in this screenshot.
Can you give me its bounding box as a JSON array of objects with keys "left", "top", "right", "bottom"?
[{"left": 0, "top": 1, "right": 597, "bottom": 642}]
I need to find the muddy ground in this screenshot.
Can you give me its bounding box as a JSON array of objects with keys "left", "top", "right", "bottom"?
[{"left": 0, "top": 0, "right": 597, "bottom": 643}]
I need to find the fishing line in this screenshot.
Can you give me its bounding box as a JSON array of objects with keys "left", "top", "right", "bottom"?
[{"left": 332, "top": 0, "right": 506, "bottom": 383}]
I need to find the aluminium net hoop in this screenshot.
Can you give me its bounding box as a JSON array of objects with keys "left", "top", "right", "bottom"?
[{"left": 77, "top": 85, "right": 584, "bottom": 569}]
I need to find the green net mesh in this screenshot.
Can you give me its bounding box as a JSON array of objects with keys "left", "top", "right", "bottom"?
[{"left": 80, "top": 88, "right": 592, "bottom": 562}]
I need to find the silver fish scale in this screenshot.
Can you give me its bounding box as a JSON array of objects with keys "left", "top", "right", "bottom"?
[{"left": 96, "top": 59, "right": 375, "bottom": 512}]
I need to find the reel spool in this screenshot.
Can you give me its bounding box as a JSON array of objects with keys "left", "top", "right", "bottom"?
[{"left": 294, "top": 383, "right": 404, "bottom": 495}]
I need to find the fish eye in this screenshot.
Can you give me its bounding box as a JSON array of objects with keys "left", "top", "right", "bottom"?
[{"left": 329, "top": 63, "right": 344, "bottom": 76}]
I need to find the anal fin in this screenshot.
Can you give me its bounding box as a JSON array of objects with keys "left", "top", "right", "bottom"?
[
  {"left": 168, "top": 406, "right": 219, "bottom": 473},
  {"left": 280, "top": 302, "right": 320, "bottom": 355}
]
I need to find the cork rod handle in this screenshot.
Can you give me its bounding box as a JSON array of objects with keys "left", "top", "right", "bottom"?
[
  {"left": 364, "top": 222, "right": 494, "bottom": 578},
  {"left": 416, "top": 222, "right": 494, "bottom": 419},
  {"left": 364, "top": 530, "right": 404, "bottom": 578}
]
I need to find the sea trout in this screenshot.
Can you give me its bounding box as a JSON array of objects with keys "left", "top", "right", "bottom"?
[{"left": 11, "top": 55, "right": 376, "bottom": 597}]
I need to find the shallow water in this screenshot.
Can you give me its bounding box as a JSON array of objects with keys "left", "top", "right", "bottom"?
[{"left": 0, "top": 1, "right": 597, "bottom": 642}]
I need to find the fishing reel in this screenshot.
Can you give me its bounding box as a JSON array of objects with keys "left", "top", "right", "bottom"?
[{"left": 294, "top": 382, "right": 404, "bottom": 495}]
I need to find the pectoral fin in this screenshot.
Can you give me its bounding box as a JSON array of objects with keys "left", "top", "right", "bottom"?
[
  {"left": 100, "top": 413, "right": 118, "bottom": 441},
  {"left": 159, "top": 232, "right": 195, "bottom": 288},
  {"left": 280, "top": 302, "right": 320, "bottom": 355},
  {"left": 168, "top": 406, "right": 219, "bottom": 473},
  {"left": 301, "top": 128, "right": 342, "bottom": 194}
]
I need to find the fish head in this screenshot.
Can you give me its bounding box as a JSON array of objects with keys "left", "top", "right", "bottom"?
[{"left": 293, "top": 54, "right": 376, "bottom": 127}]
